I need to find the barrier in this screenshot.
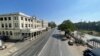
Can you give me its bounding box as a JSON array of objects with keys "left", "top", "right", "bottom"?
[{"left": 87, "top": 38, "right": 100, "bottom": 48}]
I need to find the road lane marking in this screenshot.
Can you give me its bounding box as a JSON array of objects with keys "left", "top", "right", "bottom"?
[
  {"left": 38, "top": 29, "right": 56, "bottom": 56},
  {"left": 60, "top": 50, "right": 62, "bottom": 56},
  {"left": 58, "top": 38, "right": 62, "bottom": 56}
]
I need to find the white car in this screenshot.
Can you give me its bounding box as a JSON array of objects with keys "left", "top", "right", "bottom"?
[
  {"left": 0, "top": 45, "right": 6, "bottom": 50},
  {"left": 68, "top": 39, "right": 74, "bottom": 46}
]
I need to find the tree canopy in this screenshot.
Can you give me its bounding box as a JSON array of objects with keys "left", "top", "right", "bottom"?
[
  {"left": 58, "top": 20, "right": 76, "bottom": 32},
  {"left": 48, "top": 21, "right": 56, "bottom": 28},
  {"left": 74, "top": 21, "right": 100, "bottom": 32}
]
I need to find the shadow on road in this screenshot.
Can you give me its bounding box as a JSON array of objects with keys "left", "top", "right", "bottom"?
[{"left": 52, "top": 34, "right": 65, "bottom": 40}]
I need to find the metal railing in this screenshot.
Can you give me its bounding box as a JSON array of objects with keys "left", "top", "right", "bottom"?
[{"left": 87, "top": 38, "right": 100, "bottom": 48}]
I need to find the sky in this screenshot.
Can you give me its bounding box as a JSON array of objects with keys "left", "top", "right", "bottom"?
[{"left": 0, "top": 0, "right": 100, "bottom": 24}]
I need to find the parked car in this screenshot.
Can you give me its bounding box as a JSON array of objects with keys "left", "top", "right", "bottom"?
[
  {"left": 0, "top": 45, "right": 6, "bottom": 50},
  {"left": 68, "top": 39, "right": 74, "bottom": 46},
  {"left": 83, "top": 48, "right": 100, "bottom": 56}
]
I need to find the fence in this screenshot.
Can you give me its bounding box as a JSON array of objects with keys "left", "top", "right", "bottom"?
[{"left": 87, "top": 38, "right": 100, "bottom": 48}]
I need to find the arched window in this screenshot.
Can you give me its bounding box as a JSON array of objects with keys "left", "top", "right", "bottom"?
[
  {"left": 8, "top": 17, "right": 11, "bottom": 20},
  {"left": 0, "top": 17, "right": 3, "bottom": 21},
  {"left": 4, "top": 17, "right": 7, "bottom": 21},
  {"left": 9, "top": 23, "right": 12, "bottom": 27},
  {"left": 2, "top": 24, "right": 4, "bottom": 28}
]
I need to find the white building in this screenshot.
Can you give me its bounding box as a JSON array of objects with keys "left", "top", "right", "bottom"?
[{"left": 0, "top": 12, "right": 48, "bottom": 40}]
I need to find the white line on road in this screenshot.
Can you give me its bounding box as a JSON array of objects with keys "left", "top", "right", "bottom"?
[
  {"left": 58, "top": 39, "right": 62, "bottom": 56},
  {"left": 38, "top": 29, "right": 56, "bottom": 56},
  {"left": 60, "top": 50, "right": 62, "bottom": 56},
  {"left": 37, "top": 37, "right": 50, "bottom": 56}
]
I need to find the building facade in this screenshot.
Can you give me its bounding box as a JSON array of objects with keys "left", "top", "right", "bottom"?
[{"left": 0, "top": 12, "right": 48, "bottom": 40}]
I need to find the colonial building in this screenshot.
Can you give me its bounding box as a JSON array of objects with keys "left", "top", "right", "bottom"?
[{"left": 0, "top": 12, "right": 48, "bottom": 40}]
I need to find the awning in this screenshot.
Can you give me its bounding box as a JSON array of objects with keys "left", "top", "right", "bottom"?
[{"left": 21, "top": 28, "right": 46, "bottom": 33}]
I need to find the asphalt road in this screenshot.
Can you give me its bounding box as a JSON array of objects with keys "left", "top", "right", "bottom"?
[
  {"left": 11, "top": 28, "right": 82, "bottom": 56},
  {"left": 11, "top": 29, "right": 55, "bottom": 56},
  {"left": 38, "top": 29, "right": 82, "bottom": 56}
]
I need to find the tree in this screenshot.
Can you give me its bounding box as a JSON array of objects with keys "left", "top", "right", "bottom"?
[
  {"left": 58, "top": 20, "right": 76, "bottom": 35},
  {"left": 74, "top": 21, "right": 100, "bottom": 32},
  {"left": 48, "top": 21, "right": 56, "bottom": 28}
]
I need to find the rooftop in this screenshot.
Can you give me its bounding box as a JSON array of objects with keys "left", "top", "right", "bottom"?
[{"left": 0, "top": 12, "right": 31, "bottom": 17}]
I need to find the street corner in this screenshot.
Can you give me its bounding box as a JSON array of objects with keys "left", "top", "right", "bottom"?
[{"left": 0, "top": 42, "right": 17, "bottom": 56}]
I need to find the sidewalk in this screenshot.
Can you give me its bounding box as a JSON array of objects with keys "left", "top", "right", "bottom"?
[
  {"left": 65, "top": 41, "right": 87, "bottom": 56},
  {"left": 0, "top": 31, "right": 47, "bottom": 56},
  {"left": 0, "top": 39, "right": 36, "bottom": 56},
  {"left": 60, "top": 31, "right": 87, "bottom": 56},
  {"left": 70, "top": 44, "right": 87, "bottom": 56},
  {"left": 0, "top": 42, "right": 17, "bottom": 56}
]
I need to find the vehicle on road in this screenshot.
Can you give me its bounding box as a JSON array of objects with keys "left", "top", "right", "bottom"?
[
  {"left": 83, "top": 48, "right": 100, "bottom": 56},
  {"left": 61, "top": 37, "right": 67, "bottom": 41}
]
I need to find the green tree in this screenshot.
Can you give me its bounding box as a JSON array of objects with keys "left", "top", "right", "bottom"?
[
  {"left": 58, "top": 20, "right": 76, "bottom": 35},
  {"left": 74, "top": 21, "right": 100, "bottom": 32},
  {"left": 48, "top": 21, "right": 56, "bottom": 28}
]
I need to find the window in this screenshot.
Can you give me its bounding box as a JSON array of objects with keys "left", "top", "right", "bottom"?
[
  {"left": 2, "top": 31, "right": 5, "bottom": 35},
  {"left": 25, "top": 18, "right": 27, "bottom": 21},
  {"left": 14, "top": 17, "right": 18, "bottom": 20},
  {"left": 22, "top": 23, "right": 23, "bottom": 27},
  {"left": 0, "top": 18, "right": 3, "bottom": 21},
  {"left": 14, "top": 17, "right": 16, "bottom": 20},
  {"left": 2, "top": 24, "right": 4, "bottom": 28},
  {"left": 25, "top": 24, "right": 27, "bottom": 27},
  {"left": 9, "top": 23, "right": 12, "bottom": 27},
  {"left": 4, "top": 17, "right": 7, "bottom": 21},
  {"left": 21, "top": 17, "right": 23, "bottom": 20},
  {"left": 28, "top": 19, "right": 30, "bottom": 22},
  {"left": 8, "top": 17, "right": 11, "bottom": 20},
  {"left": 15, "top": 23, "right": 18, "bottom": 27},
  {"left": 29, "top": 24, "right": 30, "bottom": 27},
  {"left": 22, "top": 33, "right": 24, "bottom": 36},
  {"left": 10, "top": 31, "right": 12, "bottom": 35}
]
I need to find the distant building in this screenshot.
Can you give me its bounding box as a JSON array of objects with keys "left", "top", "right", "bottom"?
[
  {"left": 42, "top": 20, "right": 48, "bottom": 29},
  {"left": 0, "top": 12, "right": 48, "bottom": 40}
]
